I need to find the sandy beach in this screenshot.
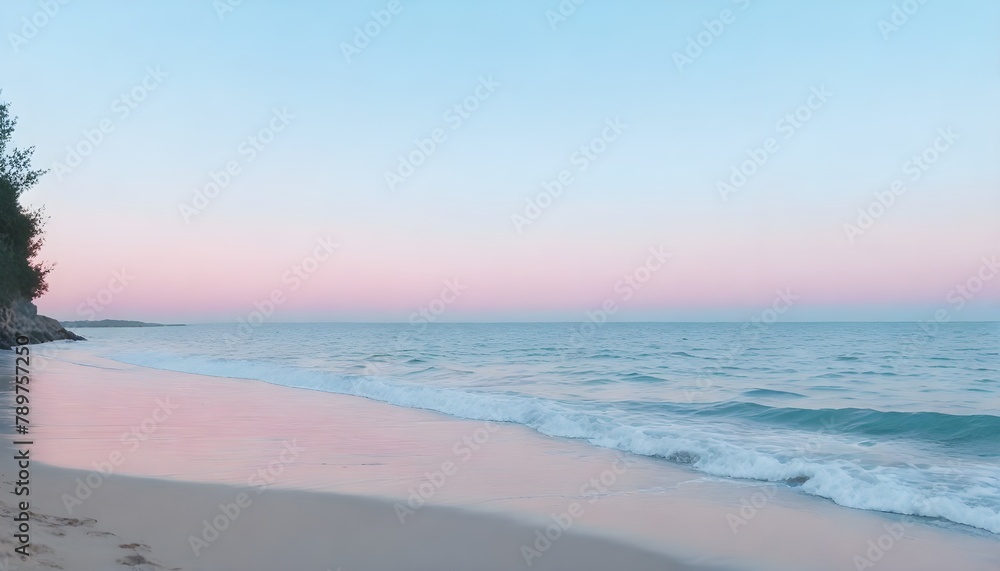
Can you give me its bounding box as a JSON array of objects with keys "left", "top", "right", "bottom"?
[
  {"left": 9, "top": 464, "right": 707, "bottom": 571},
  {"left": 0, "top": 347, "right": 996, "bottom": 570}
]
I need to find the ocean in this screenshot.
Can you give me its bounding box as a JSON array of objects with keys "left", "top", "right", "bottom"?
[{"left": 51, "top": 321, "right": 1000, "bottom": 536}]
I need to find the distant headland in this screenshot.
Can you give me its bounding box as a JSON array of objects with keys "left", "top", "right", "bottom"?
[{"left": 59, "top": 320, "right": 186, "bottom": 328}]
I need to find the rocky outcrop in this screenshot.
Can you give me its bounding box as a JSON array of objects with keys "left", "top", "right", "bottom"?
[{"left": 0, "top": 298, "right": 84, "bottom": 349}]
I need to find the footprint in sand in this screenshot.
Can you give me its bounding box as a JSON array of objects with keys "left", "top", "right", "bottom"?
[
  {"left": 33, "top": 512, "right": 99, "bottom": 528},
  {"left": 117, "top": 553, "right": 159, "bottom": 567},
  {"left": 86, "top": 530, "right": 118, "bottom": 538}
]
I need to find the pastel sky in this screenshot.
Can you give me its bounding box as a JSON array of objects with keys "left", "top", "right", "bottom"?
[{"left": 1, "top": 0, "right": 998, "bottom": 323}]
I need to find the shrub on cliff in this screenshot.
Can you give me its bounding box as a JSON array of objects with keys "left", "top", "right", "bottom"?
[{"left": 0, "top": 96, "right": 50, "bottom": 303}]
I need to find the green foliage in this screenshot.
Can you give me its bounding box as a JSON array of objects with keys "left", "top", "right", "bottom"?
[{"left": 0, "top": 96, "right": 51, "bottom": 302}]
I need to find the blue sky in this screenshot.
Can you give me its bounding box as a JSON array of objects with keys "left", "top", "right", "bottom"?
[{"left": 1, "top": 0, "right": 998, "bottom": 322}]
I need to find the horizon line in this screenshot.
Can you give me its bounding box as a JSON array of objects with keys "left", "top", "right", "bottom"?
[{"left": 58, "top": 320, "right": 1000, "bottom": 325}]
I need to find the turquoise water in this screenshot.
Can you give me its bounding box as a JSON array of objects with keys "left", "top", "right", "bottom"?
[{"left": 57, "top": 322, "right": 1000, "bottom": 534}]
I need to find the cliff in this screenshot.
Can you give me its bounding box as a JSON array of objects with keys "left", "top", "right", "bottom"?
[{"left": 0, "top": 298, "right": 84, "bottom": 349}]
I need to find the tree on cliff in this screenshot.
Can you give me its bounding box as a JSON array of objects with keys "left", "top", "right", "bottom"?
[{"left": 0, "top": 96, "right": 51, "bottom": 303}]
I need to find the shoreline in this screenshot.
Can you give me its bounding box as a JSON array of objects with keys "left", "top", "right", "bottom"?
[{"left": 2, "top": 348, "right": 998, "bottom": 570}]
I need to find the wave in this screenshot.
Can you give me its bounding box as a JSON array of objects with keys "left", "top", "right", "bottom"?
[
  {"left": 740, "top": 388, "right": 806, "bottom": 399},
  {"left": 670, "top": 351, "right": 701, "bottom": 359},
  {"left": 687, "top": 402, "right": 1000, "bottom": 450},
  {"left": 622, "top": 373, "right": 667, "bottom": 383},
  {"left": 103, "top": 351, "right": 1000, "bottom": 535}
]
